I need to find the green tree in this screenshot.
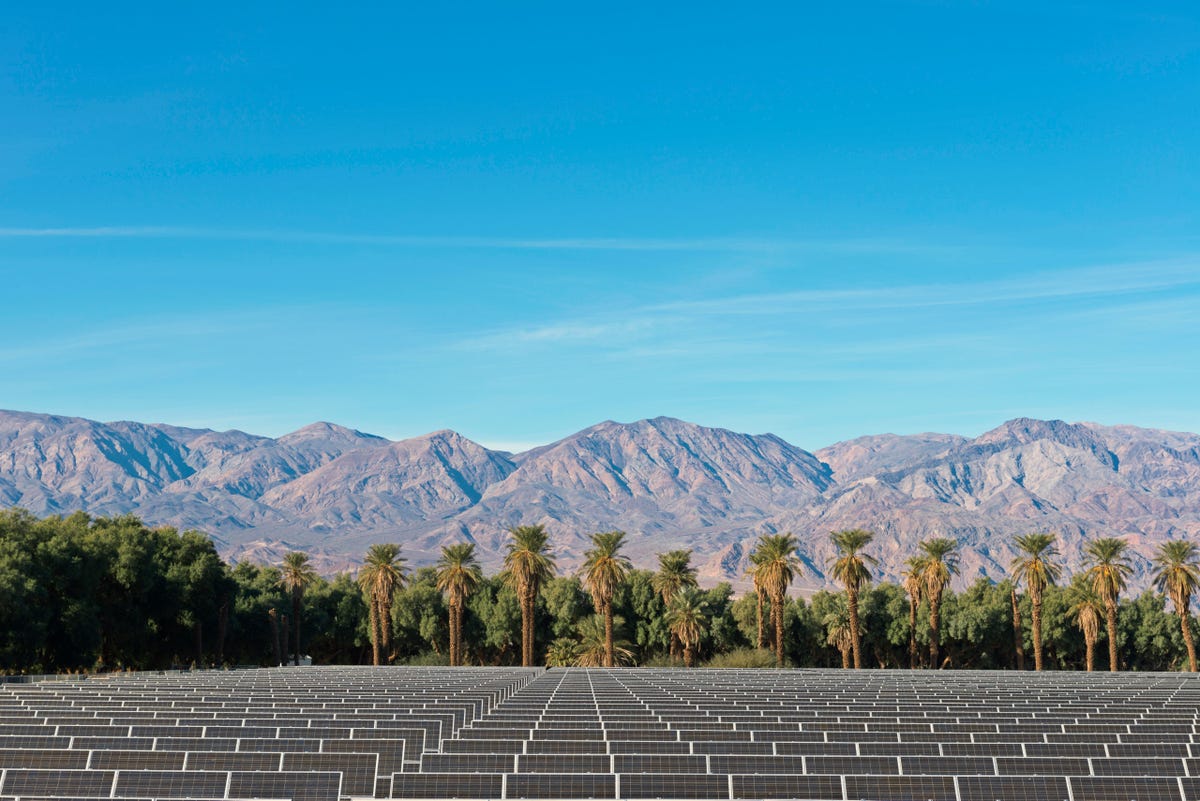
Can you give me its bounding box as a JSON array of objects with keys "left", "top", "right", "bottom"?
[
  {"left": 357, "top": 543, "right": 407, "bottom": 665},
  {"left": 1152, "top": 540, "right": 1200, "bottom": 672},
  {"left": 666, "top": 588, "right": 708, "bottom": 667},
  {"left": 573, "top": 614, "right": 635, "bottom": 667},
  {"left": 501, "top": 524, "right": 556, "bottom": 666},
  {"left": 829, "top": 529, "right": 877, "bottom": 669},
  {"left": 580, "top": 531, "right": 633, "bottom": 668},
  {"left": 751, "top": 533, "right": 803, "bottom": 666},
  {"left": 652, "top": 550, "right": 698, "bottom": 660},
  {"left": 1010, "top": 533, "right": 1062, "bottom": 671},
  {"left": 1084, "top": 537, "right": 1133, "bottom": 672},
  {"left": 918, "top": 538, "right": 959, "bottom": 669},
  {"left": 436, "top": 543, "right": 482, "bottom": 667},
  {"left": 280, "top": 551, "right": 318, "bottom": 665}
]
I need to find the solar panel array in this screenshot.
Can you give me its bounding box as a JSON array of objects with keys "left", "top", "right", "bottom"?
[{"left": 2, "top": 667, "right": 1200, "bottom": 800}]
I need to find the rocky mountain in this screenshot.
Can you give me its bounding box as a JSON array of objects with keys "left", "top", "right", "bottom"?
[{"left": 2, "top": 409, "right": 1199, "bottom": 590}]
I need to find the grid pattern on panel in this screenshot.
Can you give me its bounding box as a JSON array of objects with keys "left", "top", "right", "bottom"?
[
  {"left": 0, "top": 769, "right": 116, "bottom": 796},
  {"left": 389, "top": 772, "right": 504, "bottom": 799},
  {"left": 284, "top": 751, "right": 379, "bottom": 795},
  {"left": 113, "top": 769, "right": 229, "bottom": 798},
  {"left": 505, "top": 773, "right": 617, "bottom": 799},
  {"left": 618, "top": 773, "right": 731, "bottom": 800},
  {"left": 731, "top": 774, "right": 843, "bottom": 800},
  {"left": 227, "top": 770, "right": 343, "bottom": 801},
  {"left": 844, "top": 774, "right": 959, "bottom": 801},
  {"left": 5, "top": 666, "right": 1200, "bottom": 801}
]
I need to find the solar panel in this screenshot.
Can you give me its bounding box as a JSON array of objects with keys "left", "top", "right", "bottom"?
[
  {"left": 0, "top": 769, "right": 116, "bottom": 796},
  {"left": 844, "top": 774, "right": 958, "bottom": 801},
  {"left": 617, "top": 773, "right": 730, "bottom": 800},
  {"left": 900, "top": 755, "right": 995, "bottom": 775},
  {"left": 1068, "top": 776, "right": 1184, "bottom": 801},
  {"left": 184, "top": 751, "right": 283, "bottom": 771},
  {"left": 613, "top": 755, "right": 708, "bottom": 774},
  {"left": 114, "top": 769, "right": 229, "bottom": 798},
  {"left": 506, "top": 773, "right": 617, "bottom": 799},
  {"left": 86, "top": 750, "right": 185, "bottom": 770},
  {"left": 956, "top": 776, "right": 1070, "bottom": 801},
  {"left": 228, "top": 770, "right": 343, "bottom": 801},
  {"left": 518, "top": 754, "right": 611, "bottom": 773},
  {"left": 389, "top": 772, "right": 504, "bottom": 799},
  {"left": 0, "top": 749, "right": 89, "bottom": 769},
  {"left": 420, "top": 753, "right": 515, "bottom": 773},
  {"left": 730, "top": 774, "right": 842, "bottom": 800},
  {"left": 283, "top": 751, "right": 378, "bottom": 796}
]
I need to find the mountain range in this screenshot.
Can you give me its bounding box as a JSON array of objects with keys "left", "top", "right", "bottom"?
[{"left": 3, "top": 409, "right": 1199, "bottom": 591}]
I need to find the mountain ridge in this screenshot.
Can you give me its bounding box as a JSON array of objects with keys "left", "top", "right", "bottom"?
[{"left": 2, "top": 408, "right": 1198, "bottom": 590}]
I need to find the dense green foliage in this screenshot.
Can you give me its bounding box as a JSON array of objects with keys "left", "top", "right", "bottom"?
[{"left": 2, "top": 510, "right": 1197, "bottom": 673}]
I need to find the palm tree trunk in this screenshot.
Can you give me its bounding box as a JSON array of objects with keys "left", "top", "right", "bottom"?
[
  {"left": 1085, "top": 633, "right": 1095, "bottom": 672},
  {"left": 756, "top": 590, "right": 766, "bottom": 650},
  {"left": 521, "top": 592, "right": 534, "bottom": 667},
  {"left": 683, "top": 642, "right": 694, "bottom": 668},
  {"left": 280, "top": 613, "right": 289, "bottom": 666},
  {"left": 292, "top": 592, "right": 301, "bottom": 666},
  {"left": 604, "top": 601, "right": 615, "bottom": 668},
  {"left": 908, "top": 594, "right": 918, "bottom": 669},
  {"left": 848, "top": 588, "right": 862, "bottom": 670},
  {"left": 216, "top": 601, "right": 228, "bottom": 667},
  {"left": 268, "top": 609, "right": 282, "bottom": 666},
  {"left": 367, "top": 599, "right": 381, "bottom": 666},
  {"left": 840, "top": 643, "right": 851, "bottom": 669},
  {"left": 1011, "top": 588, "right": 1025, "bottom": 671},
  {"left": 1031, "top": 593, "right": 1044, "bottom": 671},
  {"left": 1182, "top": 610, "right": 1197, "bottom": 673},
  {"left": 669, "top": 632, "right": 680, "bottom": 662},
  {"left": 1106, "top": 598, "right": 1119, "bottom": 672},
  {"left": 928, "top": 592, "right": 941, "bottom": 669},
  {"left": 772, "top": 593, "right": 785, "bottom": 667},
  {"left": 377, "top": 595, "right": 392, "bottom": 664}
]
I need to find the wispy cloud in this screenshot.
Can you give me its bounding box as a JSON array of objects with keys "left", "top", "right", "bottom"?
[
  {"left": 451, "top": 257, "right": 1200, "bottom": 356},
  {"left": 644, "top": 259, "right": 1200, "bottom": 316},
  {"left": 0, "top": 225, "right": 952, "bottom": 254}
]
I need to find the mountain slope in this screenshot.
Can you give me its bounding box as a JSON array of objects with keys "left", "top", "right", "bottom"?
[{"left": 2, "top": 409, "right": 1199, "bottom": 588}]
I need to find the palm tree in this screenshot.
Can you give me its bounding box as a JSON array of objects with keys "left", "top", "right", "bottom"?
[
  {"left": 1153, "top": 540, "right": 1200, "bottom": 672},
  {"left": 652, "top": 550, "right": 698, "bottom": 660},
  {"left": 822, "top": 596, "right": 853, "bottom": 669},
  {"left": 357, "top": 544, "right": 407, "bottom": 666},
  {"left": 1085, "top": 537, "right": 1133, "bottom": 672},
  {"left": 901, "top": 556, "right": 925, "bottom": 669},
  {"left": 436, "top": 543, "right": 482, "bottom": 667},
  {"left": 573, "top": 614, "right": 635, "bottom": 667},
  {"left": 1066, "top": 577, "right": 1104, "bottom": 672},
  {"left": 829, "top": 529, "right": 877, "bottom": 669},
  {"left": 1009, "top": 580, "right": 1026, "bottom": 671},
  {"left": 746, "top": 549, "right": 769, "bottom": 650},
  {"left": 280, "top": 551, "right": 318, "bottom": 666},
  {"left": 918, "top": 538, "right": 959, "bottom": 669},
  {"left": 502, "top": 524, "right": 556, "bottom": 667},
  {"left": 752, "top": 533, "right": 802, "bottom": 667},
  {"left": 666, "top": 588, "right": 708, "bottom": 667},
  {"left": 1010, "top": 533, "right": 1062, "bottom": 671},
  {"left": 580, "top": 531, "right": 633, "bottom": 668}
]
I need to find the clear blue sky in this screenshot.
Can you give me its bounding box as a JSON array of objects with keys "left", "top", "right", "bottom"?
[{"left": 1, "top": 3, "right": 1198, "bottom": 450}]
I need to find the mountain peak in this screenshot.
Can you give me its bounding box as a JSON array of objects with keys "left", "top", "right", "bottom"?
[{"left": 279, "top": 421, "right": 385, "bottom": 445}]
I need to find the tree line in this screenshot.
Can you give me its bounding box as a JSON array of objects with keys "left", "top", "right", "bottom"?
[{"left": 1, "top": 508, "right": 1197, "bottom": 673}]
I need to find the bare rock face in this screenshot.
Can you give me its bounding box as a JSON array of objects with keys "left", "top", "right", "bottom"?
[{"left": 2, "top": 409, "right": 1199, "bottom": 590}]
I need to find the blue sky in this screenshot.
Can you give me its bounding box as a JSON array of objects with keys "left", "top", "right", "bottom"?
[{"left": 1, "top": 3, "right": 1198, "bottom": 450}]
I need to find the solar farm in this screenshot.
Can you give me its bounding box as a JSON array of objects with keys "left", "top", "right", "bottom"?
[{"left": 1, "top": 668, "right": 1199, "bottom": 801}]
